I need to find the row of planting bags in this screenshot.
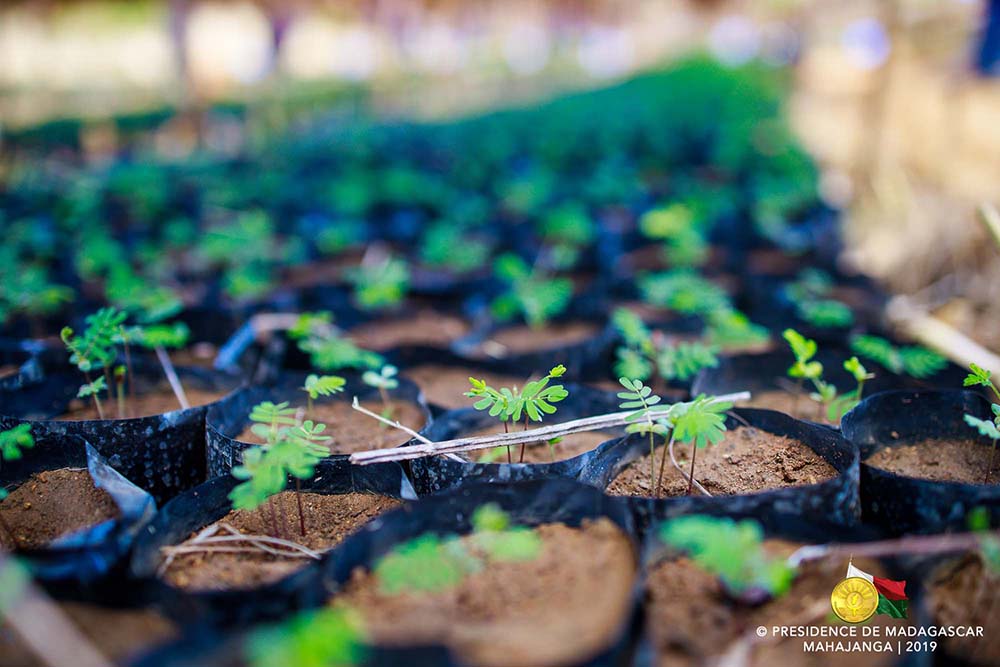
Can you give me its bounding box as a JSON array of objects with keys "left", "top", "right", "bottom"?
[{"left": 0, "top": 343, "right": 996, "bottom": 667}]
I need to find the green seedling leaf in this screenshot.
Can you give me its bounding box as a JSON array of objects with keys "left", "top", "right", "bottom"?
[{"left": 0, "top": 424, "right": 34, "bottom": 462}]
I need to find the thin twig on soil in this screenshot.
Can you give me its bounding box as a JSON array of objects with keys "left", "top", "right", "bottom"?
[
  {"left": 350, "top": 397, "right": 465, "bottom": 462},
  {"left": 157, "top": 523, "right": 320, "bottom": 576}
]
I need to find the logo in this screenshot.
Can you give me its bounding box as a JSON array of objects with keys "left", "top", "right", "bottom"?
[
  {"left": 830, "top": 577, "right": 879, "bottom": 623},
  {"left": 830, "top": 560, "right": 908, "bottom": 623}
]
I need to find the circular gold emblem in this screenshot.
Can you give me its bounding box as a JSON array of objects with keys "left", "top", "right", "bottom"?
[{"left": 830, "top": 577, "right": 879, "bottom": 623}]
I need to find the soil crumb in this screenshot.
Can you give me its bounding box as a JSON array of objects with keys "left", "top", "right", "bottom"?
[
  {"left": 927, "top": 555, "right": 1000, "bottom": 665},
  {"left": 336, "top": 518, "right": 635, "bottom": 667},
  {"left": 476, "top": 321, "right": 600, "bottom": 356},
  {"left": 0, "top": 468, "right": 120, "bottom": 550},
  {"left": 464, "top": 423, "right": 615, "bottom": 464},
  {"left": 161, "top": 491, "right": 400, "bottom": 591},
  {"left": 865, "top": 439, "right": 1000, "bottom": 485},
  {"left": 647, "top": 542, "right": 902, "bottom": 667},
  {"left": 57, "top": 387, "right": 227, "bottom": 421},
  {"left": 349, "top": 311, "right": 471, "bottom": 351},
  {"left": 607, "top": 427, "right": 836, "bottom": 497},
  {"left": 404, "top": 365, "right": 532, "bottom": 410},
  {"left": 236, "top": 399, "right": 427, "bottom": 454}
]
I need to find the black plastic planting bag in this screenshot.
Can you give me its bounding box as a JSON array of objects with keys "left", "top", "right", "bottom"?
[
  {"left": 409, "top": 383, "right": 623, "bottom": 495},
  {"left": 841, "top": 390, "right": 1000, "bottom": 535},
  {"left": 0, "top": 433, "right": 155, "bottom": 582},
  {"left": 129, "top": 457, "right": 415, "bottom": 628},
  {"left": 632, "top": 509, "right": 920, "bottom": 667},
  {"left": 448, "top": 313, "right": 617, "bottom": 383},
  {"left": 578, "top": 407, "right": 860, "bottom": 533},
  {"left": 205, "top": 372, "right": 432, "bottom": 477},
  {"left": 318, "top": 479, "right": 641, "bottom": 667},
  {"left": 0, "top": 362, "right": 241, "bottom": 505}
]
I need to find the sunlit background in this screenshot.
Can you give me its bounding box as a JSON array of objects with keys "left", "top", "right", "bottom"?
[{"left": 2, "top": 0, "right": 1000, "bottom": 351}]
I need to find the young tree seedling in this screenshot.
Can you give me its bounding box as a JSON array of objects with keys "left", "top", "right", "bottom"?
[
  {"left": 962, "top": 363, "right": 1000, "bottom": 484},
  {"left": 783, "top": 329, "right": 873, "bottom": 422},
  {"left": 618, "top": 378, "right": 670, "bottom": 496},
  {"left": 373, "top": 504, "right": 540, "bottom": 595},
  {"left": 301, "top": 374, "right": 346, "bottom": 417},
  {"left": 420, "top": 222, "right": 491, "bottom": 273},
  {"left": 611, "top": 308, "right": 719, "bottom": 389},
  {"left": 851, "top": 334, "right": 948, "bottom": 379},
  {"left": 247, "top": 606, "right": 366, "bottom": 667},
  {"left": 131, "top": 321, "right": 192, "bottom": 410},
  {"left": 660, "top": 515, "right": 795, "bottom": 602},
  {"left": 61, "top": 308, "right": 128, "bottom": 420},
  {"left": 230, "top": 401, "right": 331, "bottom": 537},
  {"left": 490, "top": 254, "right": 572, "bottom": 329},
  {"left": 638, "top": 270, "right": 730, "bottom": 317},
  {"left": 466, "top": 365, "right": 569, "bottom": 463},
  {"left": 784, "top": 271, "right": 854, "bottom": 329},
  {"left": 362, "top": 365, "right": 399, "bottom": 421},
  {"left": 0, "top": 424, "right": 34, "bottom": 542},
  {"left": 288, "top": 312, "right": 383, "bottom": 373},
  {"left": 618, "top": 380, "right": 731, "bottom": 497},
  {"left": 347, "top": 255, "right": 410, "bottom": 311}
]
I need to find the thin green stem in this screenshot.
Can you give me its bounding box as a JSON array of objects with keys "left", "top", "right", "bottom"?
[{"left": 686, "top": 442, "right": 698, "bottom": 496}]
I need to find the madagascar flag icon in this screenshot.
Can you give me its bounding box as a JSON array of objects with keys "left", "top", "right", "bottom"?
[{"left": 847, "top": 562, "right": 908, "bottom": 618}]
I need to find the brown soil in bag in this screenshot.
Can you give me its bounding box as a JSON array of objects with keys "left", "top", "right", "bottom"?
[
  {"left": 927, "top": 555, "right": 1000, "bottom": 665},
  {"left": 335, "top": 518, "right": 635, "bottom": 667},
  {"left": 404, "top": 365, "right": 533, "bottom": 410},
  {"left": 161, "top": 491, "right": 400, "bottom": 591},
  {"left": 0, "top": 602, "right": 178, "bottom": 666},
  {"left": 236, "top": 399, "right": 427, "bottom": 454},
  {"left": 864, "top": 439, "right": 1000, "bottom": 485},
  {"left": 348, "top": 311, "right": 471, "bottom": 351},
  {"left": 57, "top": 386, "right": 227, "bottom": 421},
  {"left": 744, "top": 390, "right": 840, "bottom": 425},
  {"left": 0, "top": 468, "right": 120, "bottom": 551},
  {"left": 474, "top": 321, "right": 600, "bottom": 356},
  {"left": 647, "top": 542, "right": 903, "bottom": 667},
  {"left": 464, "top": 423, "right": 615, "bottom": 464},
  {"left": 606, "top": 427, "right": 836, "bottom": 497}
]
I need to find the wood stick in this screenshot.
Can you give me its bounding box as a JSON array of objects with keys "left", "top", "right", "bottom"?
[
  {"left": 787, "top": 530, "right": 999, "bottom": 568},
  {"left": 349, "top": 392, "right": 751, "bottom": 465},
  {"left": 886, "top": 296, "right": 1000, "bottom": 376},
  {"left": 0, "top": 557, "right": 113, "bottom": 667},
  {"left": 155, "top": 345, "right": 190, "bottom": 410},
  {"left": 978, "top": 203, "right": 1000, "bottom": 250}
]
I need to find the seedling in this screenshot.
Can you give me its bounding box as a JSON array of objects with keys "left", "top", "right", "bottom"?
[
  {"left": 851, "top": 335, "right": 947, "bottom": 379},
  {"left": 660, "top": 516, "right": 794, "bottom": 601},
  {"left": 362, "top": 365, "right": 399, "bottom": 420},
  {"left": 962, "top": 363, "right": 1000, "bottom": 484},
  {"left": 373, "top": 504, "right": 540, "bottom": 595},
  {"left": 466, "top": 365, "right": 569, "bottom": 463},
  {"left": 0, "top": 425, "right": 34, "bottom": 503},
  {"left": 247, "top": 606, "right": 365, "bottom": 667},
  {"left": 490, "top": 253, "right": 572, "bottom": 329},
  {"left": 229, "top": 401, "right": 331, "bottom": 537},
  {"left": 618, "top": 379, "right": 731, "bottom": 497},
  {"left": 784, "top": 271, "right": 854, "bottom": 329},
  {"left": 130, "top": 321, "right": 192, "bottom": 410},
  {"left": 347, "top": 255, "right": 409, "bottom": 311},
  {"left": 618, "top": 378, "right": 670, "bottom": 497},
  {"left": 783, "top": 329, "right": 873, "bottom": 422},
  {"left": 611, "top": 308, "right": 719, "bottom": 387},
  {"left": 288, "top": 312, "right": 383, "bottom": 373},
  {"left": 301, "top": 374, "right": 346, "bottom": 415},
  {"left": 638, "top": 202, "right": 708, "bottom": 268},
  {"left": 638, "top": 270, "right": 730, "bottom": 317},
  {"left": 61, "top": 308, "right": 128, "bottom": 419},
  {"left": 704, "top": 308, "right": 770, "bottom": 351},
  {"left": 0, "top": 424, "right": 34, "bottom": 542},
  {"left": 537, "top": 202, "right": 595, "bottom": 270},
  {"left": 420, "top": 222, "right": 491, "bottom": 273}
]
